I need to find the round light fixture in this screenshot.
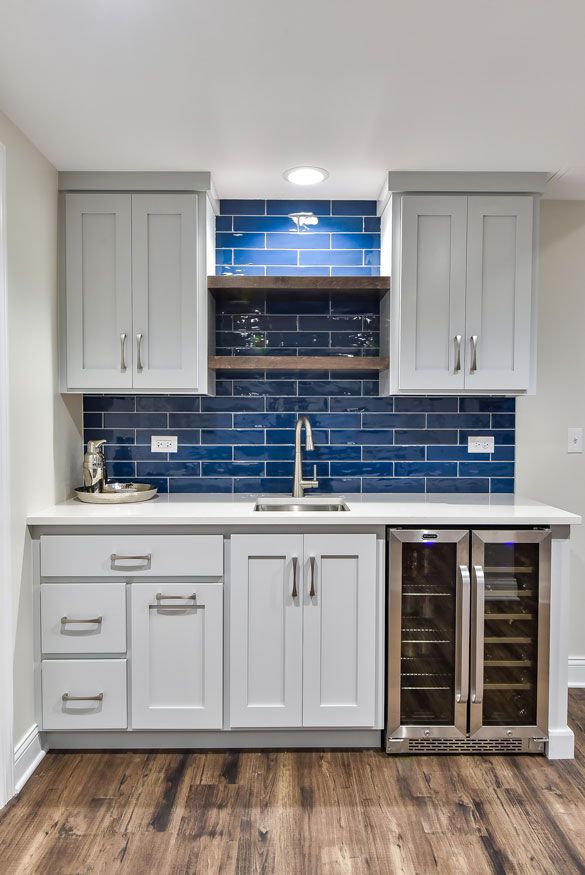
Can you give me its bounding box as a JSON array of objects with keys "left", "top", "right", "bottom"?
[{"left": 283, "top": 166, "right": 329, "bottom": 185}]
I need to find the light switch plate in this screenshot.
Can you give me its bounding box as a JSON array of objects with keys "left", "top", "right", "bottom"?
[
  {"left": 568, "top": 427, "right": 583, "bottom": 453},
  {"left": 468, "top": 436, "right": 495, "bottom": 454},
  {"left": 151, "top": 435, "right": 178, "bottom": 453}
]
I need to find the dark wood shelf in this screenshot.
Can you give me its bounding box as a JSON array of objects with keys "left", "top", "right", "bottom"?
[
  {"left": 208, "top": 275, "right": 390, "bottom": 296},
  {"left": 209, "top": 355, "right": 389, "bottom": 372}
]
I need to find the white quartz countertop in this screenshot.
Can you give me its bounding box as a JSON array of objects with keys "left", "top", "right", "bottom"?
[{"left": 26, "top": 493, "right": 581, "bottom": 527}]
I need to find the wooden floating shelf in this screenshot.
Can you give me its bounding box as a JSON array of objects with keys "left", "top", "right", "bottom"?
[
  {"left": 209, "top": 355, "right": 389, "bottom": 372},
  {"left": 208, "top": 275, "right": 390, "bottom": 296}
]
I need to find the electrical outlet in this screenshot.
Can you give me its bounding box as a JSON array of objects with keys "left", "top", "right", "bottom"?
[
  {"left": 151, "top": 435, "right": 178, "bottom": 453},
  {"left": 467, "top": 436, "right": 495, "bottom": 454},
  {"left": 568, "top": 427, "right": 583, "bottom": 453}
]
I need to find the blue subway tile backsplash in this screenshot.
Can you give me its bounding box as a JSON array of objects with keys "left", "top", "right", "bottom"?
[{"left": 81, "top": 199, "right": 515, "bottom": 495}]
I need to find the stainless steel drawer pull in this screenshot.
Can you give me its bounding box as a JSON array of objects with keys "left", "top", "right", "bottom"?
[
  {"left": 454, "top": 335, "right": 462, "bottom": 373},
  {"left": 155, "top": 592, "right": 197, "bottom": 601},
  {"left": 120, "top": 333, "right": 127, "bottom": 372},
  {"left": 62, "top": 692, "right": 103, "bottom": 702},
  {"left": 136, "top": 333, "right": 143, "bottom": 372},
  {"left": 61, "top": 616, "right": 102, "bottom": 625},
  {"left": 110, "top": 553, "right": 151, "bottom": 570},
  {"left": 309, "top": 555, "right": 316, "bottom": 598},
  {"left": 291, "top": 556, "right": 298, "bottom": 599},
  {"left": 470, "top": 335, "right": 478, "bottom": 373}
]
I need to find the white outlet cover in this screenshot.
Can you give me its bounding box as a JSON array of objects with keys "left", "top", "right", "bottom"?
[
  {"left": 467, "top": 436, "right": 495, "bottom": 454},
  {"left": 568, "top": 427, "right": 583, "bottom": 453},
  {"left": 151, "top": 435, "right": 178, "bottom": 453}
]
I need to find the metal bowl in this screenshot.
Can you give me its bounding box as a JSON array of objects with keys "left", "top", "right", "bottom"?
[{"left": 75, "top": 483, "right": 158, "bottom": 504}]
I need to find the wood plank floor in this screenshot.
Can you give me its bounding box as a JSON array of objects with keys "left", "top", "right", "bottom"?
[{"left": 3, "top": 694, "right": 585, "bottom": 875}]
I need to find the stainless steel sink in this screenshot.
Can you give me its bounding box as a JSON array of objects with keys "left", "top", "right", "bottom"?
[{"left": 254, "top": 501, "right": 349, "bottom": 512}]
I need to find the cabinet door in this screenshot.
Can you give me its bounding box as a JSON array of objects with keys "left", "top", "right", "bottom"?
[
  {"left": 131, "top": 194, "right": 199, "bottom": 390},
  {"left": 465, "top": 196, "right": 533, "bottom": 391},
  {"left": 230, "top": 535, "right": 303, "bottom": 728},
  {"left": 399, "top": 196, "right": 468, "bottom": 391},
  {"left": 65, "top": 193, "right": 133, "bottom": 389},
  {"left": 131, "top": 583, "right": 222, "bottom": 729},
  {"left": 303, "top": 534, "right": 377, "bottom": 727}
]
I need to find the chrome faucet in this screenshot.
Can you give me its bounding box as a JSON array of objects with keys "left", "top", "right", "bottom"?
[{"left": 293, "top": 416, "right": 319, "bottom": 498}]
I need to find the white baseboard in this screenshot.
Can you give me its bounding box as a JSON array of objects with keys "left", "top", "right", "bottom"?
[
  {"left": 568, "top": 657, "right": 585, "bottom": 688},
  {"left": 14, "top": 725, "right": 45, "bottom": 794}
]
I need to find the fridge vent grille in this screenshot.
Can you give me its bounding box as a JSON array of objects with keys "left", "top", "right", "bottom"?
[{"left": 392, "top": 738, "right": 526, "bottom": 754}]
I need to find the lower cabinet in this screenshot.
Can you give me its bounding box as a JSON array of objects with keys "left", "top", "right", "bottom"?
[
  {"left": 131, "top": 583, "right": 223, "bottom": 729},
  {"left": 42, "top": 659, "right": 127, "bottom": 730},
  {"left": 230, "top": 533, "right": 378, "bottom": 729}
]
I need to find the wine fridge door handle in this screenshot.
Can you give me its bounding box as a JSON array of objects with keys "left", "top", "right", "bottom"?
[
  {"left": 455, "top": 565, "right": 471, "bottom": 704},
  {"left": 471, "top": 564, "right": 485, "bottom": 705}
]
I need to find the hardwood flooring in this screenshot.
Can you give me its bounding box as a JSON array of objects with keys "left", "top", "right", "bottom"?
[{"left": 2, "top": 693, "right": 585, "bottom": 874}]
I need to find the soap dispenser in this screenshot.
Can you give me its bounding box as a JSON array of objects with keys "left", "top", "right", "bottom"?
[{"left": 83, "top": 439, "right": 108, "bottom": 492}]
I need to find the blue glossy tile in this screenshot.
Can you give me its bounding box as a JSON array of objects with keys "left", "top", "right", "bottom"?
[
  {"left": 234, "top": 445, "right": 295, "bottom": 462},
  {"left": 330, "top": 293, "right": 379, "bottom": 313},
  {"left": 108, "top": 462, "right": 136, "bottom": 478},
  {"left": 426, "top": 478, "right": 489, "bottom": 494},
  {"left": 330, "top": 429, "right": 393, "bottom": 446},
  {"left": 364, "top": 250, "right": 381, "bottom": 266},
  {"left": 232, "top": 314, "right": 297, "bottom": 332},
  {"left": 266, "top": 397, "right": 329, "bottom": 413},
  {"left": 216, "top": 249, "right": 233, "bottom": 266},
  {"left": 491, "top": 478, "right": 515, "bottom": 493},
  {"left": 362, "top": 478, "right": 425, "bottom": 493},
  {"left": 332, "top": 201, "right": 377, "bottom": 216},
  {"left": 362, "top": 446, "right": 426, "bottom": 461},
  {"left": 395, "top": 429, "right": 458, "bottom": 445},
  {"left": 362, "top": 413, "right": 425, "bottom": 429},
  {"left": 169, "top": 413, "right": 233, "bottom": 429},
  {"left": 265, "top": 428, "right": 328, "bottom": 445},
  {"left": 217, "top": 331, "right": 267, "bottom": 350},
  {"left": 330, "top": 461, "right": 393, "bottom": 477},
  {"left": 236, "top": 215, "right": 363, "bottom": 233},
  {"left": 219, "top": 266, "right": 265, "bottom": 277},
  {"left": 306, "top": 413, "right": 361, "bottom": 429},
  {"left": 266, "top": 331, "right": 328, "bottom": 349},
  {"left": 362, "top": 380, "right": 380, "bottom": 395},
  {"left": 306, "top": 445, "right": 361, "bottom": 461},
  {"left": 233, "top": 477, "right": 292, "bottom": 494},
  {"left": 266, "top": 200, "right": 331, "bottom": 216},
  {"left": 313, "top": 477, "right": 362, "bottom": 493},
  {"left": 459, "top": 430, "right": 515, "bottom": 445},
  {"left": 142, "top": 477, "right": 169, "bottom": 494},
  {"left": 330, "top": 332, "right": 378, "bottom": 349},
  {"left": 266, "top": 233, "right": 331, "bottom": 250},
  {"left": 234, "top": 380, "right": 297, "bottom": 396},
  {"left": 266, "top": 291, "right": 329, "bottom": 314},
  {"left": 201, "top": 396, "right": 265, "bottom": 413},
  {"left": 217, "top": 232, "right": 266, "bottom": 249},
  {"left": 170, "top": 478, "right": 233, "bottom": 493},
  {"left": 331, "top": 233, "right": 381, "bottom": 250},
  {"left": 299, "top": 314, "right": 360, "bottom": 331},
  {"left": 104, "top": 412, "right": 167, "bottom": 429},
  {"left": 300, "top": 250, "right": 363, "bottom": 266},
  {"left": 459, "top": 397, "right": 516, "bottom": 413},
  {"left": 104, "top": 445, "right": 162, "bottom": 462},
  {"left": 84, "top": 395, "right": 136, "bottom": 412},
  {"left": 266, "top": 461, "right": 329, "bottom": 478},
  {"left": 201, "top": 429, "right": 265, "bottom": 445},
  {"left": 363, "top": 216, "right": 381, "bottom": 232},
  {"left": 215, "top": 215, "right": 232, "bottom": 231},
  {"left": 395, "top": 462, "right": 458, "bottom": 477},
  {"left": 298, "top": 380, "right": 362, "bottom": 396},
  {"left": 220, "top": 199, "right": 266, "bottom": 215},
  {"left": 233, "top": 413, "right": 296, "bottom": 429},
  {"left": 85, "top": 428, "right": 135, "bottom": 445},
  {"left": 459, "top": 462, "right": 515, "bottom": 478},
  {"left": 265, "top": 266, "right": 331, "bottom": 277},
  {"left": 427, "top": 445, "right": 490, "bottom": 462},
  {"left": 491, "top": 414, "right": 516, "bottom": 429},
  {"left": 395, "top": 397, "right": 458, "bottom": 413},
  {"left": 83, "top": 412, "right": 103, "bottom": 429},
  {"left": 331, "top": 397, "right": 393, "bottom": 413},
  {"left": 427, "top": 413, "right": 491, "bottom": 429},
  {"left": 492, "top": 446, "right": 515, "bottom": 461},
  {"left": 234, "top": 249, "right": 297, "bottom": 266},
  {"left": 174, "top": 446, "right": 233, "bottom": 461},
  {"left": 137, "top": 461, "right": 201, "bottom": 477},
  {"left": 202, "top": 462, "right": 265, "bottom": 477},
  {"left": 136, "top": 396, "right": 200, "bottom": 412}
]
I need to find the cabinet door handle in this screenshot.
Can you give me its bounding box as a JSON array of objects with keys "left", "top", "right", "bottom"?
[
  {"left": 470, "top": 335, "right": 478, "bottom": 373},
  {"left": 110, "top": 553, "right": 151, "bottom": 570},
  {"left": 136, "top": 333, "right": 143, "bottom": 372},
  {"left": 454, "top": 335, "right": 462, "bottom": 373},
  {"left": 61, "top": 616, "right": 102, "bottom": 625},
  {"left": 62, "top": 692, "right": 103, "bottom": 703},
  {"left": 291, "top": 556, "right": 298, "bottom": 599},
  {"left": 309, "top": 555, "right": 316, "bottom": 598},
  {"left": 120, "top": 333, "right": 127, "bottom": 372}
]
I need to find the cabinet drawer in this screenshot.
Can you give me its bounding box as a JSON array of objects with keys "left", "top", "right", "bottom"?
[
  {"left": 40, "top": 535, "right": 224, "bottom": 578},
  {"left": 41, "top": 583, "right": 126, "bottom": 654},
  {"left": 41, "top": 659, "right": 127, "bottom": 730}
]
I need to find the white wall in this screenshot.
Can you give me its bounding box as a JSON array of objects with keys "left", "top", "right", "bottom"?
[
  {"left": 0, "top": 110, "right": 82, "bottom": 745},
  {"left": 516, "top": 200, "right": 585, "bottom": 660}
]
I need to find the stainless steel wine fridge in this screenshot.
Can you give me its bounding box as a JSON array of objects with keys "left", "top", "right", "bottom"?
[{"left": 386, "top": 528, "right": 551, "bottom": 754}]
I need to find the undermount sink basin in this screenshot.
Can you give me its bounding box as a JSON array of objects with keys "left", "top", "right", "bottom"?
[{"left": 254, "top": 501, "right": 349, "bottom": 513}]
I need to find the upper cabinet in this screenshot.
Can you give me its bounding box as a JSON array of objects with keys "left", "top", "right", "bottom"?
[
  {"left": 59, "top": 173, "right": 216, "bottom": 394},
  {"left": 379, "top": 172, "right": 546, "bottom": 395}
]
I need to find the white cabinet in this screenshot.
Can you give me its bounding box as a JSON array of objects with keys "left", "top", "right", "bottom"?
[
  {"left": 387, "top": 192, "right": 536, "bottom": 394},
  {"left": 42, "top": 659, "right": 127, "bottom": 730},
  {"left": 131, "top": 583, "right": 223, "bottom": 729},
  {"left": 41, "top": 582, "right": 126, "bottom": 654},
  {"left": 62, "top": 188, "right": 213, "bottom": 393},
  {"left": 229, "top": 535, "right": 303, "bottom": 728},
  {"left": 230, "top": 533, "right": 377, "bottom": 729}
]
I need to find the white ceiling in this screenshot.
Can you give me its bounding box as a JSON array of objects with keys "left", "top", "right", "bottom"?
[{"left": 1, "top": 0, "right": 585, "bottom": 199}]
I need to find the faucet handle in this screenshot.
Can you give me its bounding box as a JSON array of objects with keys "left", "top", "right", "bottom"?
[{"left": 302, "top": 465, "right": 319, "bottom": 490}]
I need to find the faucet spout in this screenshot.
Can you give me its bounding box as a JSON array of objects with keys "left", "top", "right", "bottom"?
[{"left": 293, "top": 416, "right": 319, "bottom": 499}]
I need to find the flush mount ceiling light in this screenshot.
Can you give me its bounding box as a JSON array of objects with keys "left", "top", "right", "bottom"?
[{"left": 283, "top": 166, "right": 329, "bottom": 185}]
